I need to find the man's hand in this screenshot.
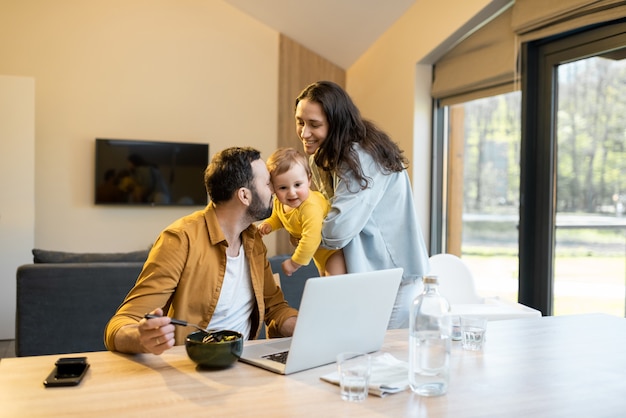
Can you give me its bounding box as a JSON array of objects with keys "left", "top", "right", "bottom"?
[{"left": 135, "top": 308, "right": 176, "bottom": 354}]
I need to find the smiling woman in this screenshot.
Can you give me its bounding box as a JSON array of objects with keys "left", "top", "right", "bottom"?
[{"left": 293, "top": 81, "right": 430, "bottom": 329}]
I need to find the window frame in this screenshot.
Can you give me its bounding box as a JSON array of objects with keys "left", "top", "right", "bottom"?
[
  {"left": 520, "top": 18, "right": 626, "bottom": 314},
  {"left": 431, "top": 18, "right": 626, "bottom": 315}
]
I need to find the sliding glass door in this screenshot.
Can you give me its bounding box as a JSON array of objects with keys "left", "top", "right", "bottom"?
[
  {"left": 521, "top": 20, "right": 626, "bottom": 316},
  {"left": 433, "top": 19, "right": 626, "bottom": 317}
]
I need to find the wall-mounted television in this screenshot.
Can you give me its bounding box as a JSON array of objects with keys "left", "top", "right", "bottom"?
[{"left": 95, "top": 138, "right": 209, "bottom": 206}]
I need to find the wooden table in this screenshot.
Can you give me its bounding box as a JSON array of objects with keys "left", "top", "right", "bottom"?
[{"left": 1, "top": 314, "right": 625, "bottom": 417}]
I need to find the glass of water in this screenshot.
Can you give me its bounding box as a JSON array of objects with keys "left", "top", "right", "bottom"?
[
  {"left": 461, "top": 316, "right": 487, "bottom": 351},
  {"left": 336, "top": 352, "right": 371, "bottom": 402}
]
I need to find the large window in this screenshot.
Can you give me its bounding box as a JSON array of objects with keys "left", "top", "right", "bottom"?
[
  {"left": 521, "top": 22, "right": 626, "bottom": 315},
  {"left": 441, "top": 92, "right": 521, "bottom": 304},
  {"left": 434, "top": 20, "right": 626, "bottom": 317}
]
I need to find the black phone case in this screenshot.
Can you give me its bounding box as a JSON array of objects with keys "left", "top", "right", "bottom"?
[{"left": 43, "top": 357, "right": 90, "bottom": 387}]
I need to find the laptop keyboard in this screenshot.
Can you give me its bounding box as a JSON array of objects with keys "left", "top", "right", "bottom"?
[{"left": 262, "top": 350, "right": 289, "bottom": 364}]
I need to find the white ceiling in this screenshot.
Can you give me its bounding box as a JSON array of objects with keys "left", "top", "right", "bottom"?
[{"left": 224, "top": 0, "right": 417, "bottom": 69}]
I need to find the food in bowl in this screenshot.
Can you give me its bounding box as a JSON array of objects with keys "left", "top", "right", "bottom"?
[
  {"left": 202, "top": 333, "right": 239, "bottom": 343},
  {"left": 185, "top": 330, "right": 244, "bottom": 369}
]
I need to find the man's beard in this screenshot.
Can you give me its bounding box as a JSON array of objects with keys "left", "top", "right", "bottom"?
[{"left": 247, "top": 187, "right": 273, "bottom": 221}]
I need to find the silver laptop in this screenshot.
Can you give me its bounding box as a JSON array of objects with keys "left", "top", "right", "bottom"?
[{"left": 239, "top": 268, "right": 403, "bottom": 375}]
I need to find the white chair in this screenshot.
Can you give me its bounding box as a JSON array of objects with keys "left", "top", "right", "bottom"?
[
  {"left": 427, "top": 253, "right": 483, "bottom": 304},
  {"left": 428, "top": 253, "right": 542, "bottom": 320}
]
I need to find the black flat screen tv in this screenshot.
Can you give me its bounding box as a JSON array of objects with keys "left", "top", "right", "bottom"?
[{"left": 95, "top": 138, "right": 209, "bottom": 206}]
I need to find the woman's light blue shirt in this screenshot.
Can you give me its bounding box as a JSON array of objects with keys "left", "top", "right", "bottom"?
[{"left": 321, "top": 144, "right": 430, "bottom": 283}]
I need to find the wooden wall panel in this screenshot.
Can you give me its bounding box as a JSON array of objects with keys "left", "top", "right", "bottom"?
[
  {"left": 275, "top": 34, "right": 346, "bottom": 255},
  {"left": 278, "top": 35, "right": 345, "bottom": 149}
]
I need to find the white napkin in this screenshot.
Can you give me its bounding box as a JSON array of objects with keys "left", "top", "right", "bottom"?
[{"left": 320, "top": 352, "right": 409, "bottom": 397}]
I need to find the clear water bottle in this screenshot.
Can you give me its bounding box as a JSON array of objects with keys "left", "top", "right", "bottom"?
[{"left": 409, "top": 275, "right": 451, "bottom": 396}]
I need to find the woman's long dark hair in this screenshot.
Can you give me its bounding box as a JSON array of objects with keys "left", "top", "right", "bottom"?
[{"left": 295, "top": 81, "right": 408, "bottom": 190}]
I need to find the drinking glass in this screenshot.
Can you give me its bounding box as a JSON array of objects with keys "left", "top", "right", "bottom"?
[
  {"left": 336, "top": 352, "right": 371, "bottom": 401},
  {"left": 461, "top": 316, "right": 487, "bottom": 351}
]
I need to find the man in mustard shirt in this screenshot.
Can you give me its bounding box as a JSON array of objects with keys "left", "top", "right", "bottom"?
[{"left": 105, "top": 147, "right": 298, "bottom": 355}]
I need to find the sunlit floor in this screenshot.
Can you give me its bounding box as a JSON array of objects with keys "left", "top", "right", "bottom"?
[{"left": 465, "top": 255, "right": 626, "bottom": 317}]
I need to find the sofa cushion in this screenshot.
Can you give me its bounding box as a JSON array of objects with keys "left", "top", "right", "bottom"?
[{"left": 32, "top": 248, "right": 149, "bottom": 264}]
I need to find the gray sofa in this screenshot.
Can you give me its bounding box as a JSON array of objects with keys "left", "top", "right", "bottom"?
[
  {"left": 15, "top": 249, "right": 149, "bottom": 357},
  {"left": 15, "top": 250, "right": 318, "bottom": 357}
]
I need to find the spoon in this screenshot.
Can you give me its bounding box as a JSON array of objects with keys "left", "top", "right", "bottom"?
[{"left": 144, "top": 313, "right": 210, "bottom": 333}]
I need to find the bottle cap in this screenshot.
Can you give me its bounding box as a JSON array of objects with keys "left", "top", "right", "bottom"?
[{"left": 423, "top": 275, "right": 438, "bottom": 284}]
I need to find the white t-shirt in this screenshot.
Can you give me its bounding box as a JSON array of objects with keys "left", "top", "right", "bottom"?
[{"left": 207, "top": 244, "right": 254, "bottom": 339}]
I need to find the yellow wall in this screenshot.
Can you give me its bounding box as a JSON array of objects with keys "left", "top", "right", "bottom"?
[
  {"left": 347, "top": 0, "right": 496, "bottom": 245},
  {"left": 0, "top": 75, "right": 35, "bottom": 339},
  {"left": 349, "top": 0, "right": 495, "bottom": 153},
  {"left": 0, "top": 0, "right": 279, "bottom": 253},
  {"left": 0, "top": 0, "right": 506, "bottom": 340},
  {"left": 0, "top": 0, "right": 496, "bottom": 257}
]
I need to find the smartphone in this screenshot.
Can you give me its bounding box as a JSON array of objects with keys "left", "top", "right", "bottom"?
[{"left": 43, "top": 357, "right": 90, "bottom": 387}]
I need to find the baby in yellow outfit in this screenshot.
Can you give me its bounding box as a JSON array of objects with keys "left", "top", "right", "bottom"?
[{"left": 258, "top": 148, "right": 345, "bottom": 277}]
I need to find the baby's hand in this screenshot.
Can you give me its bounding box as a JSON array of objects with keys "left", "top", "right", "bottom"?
[
  {"left": 282, "top": 258, "right": 301, "bottom": 276},
  {"left": 257, "top": 222, "right": 272, "bottom": 236}
]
